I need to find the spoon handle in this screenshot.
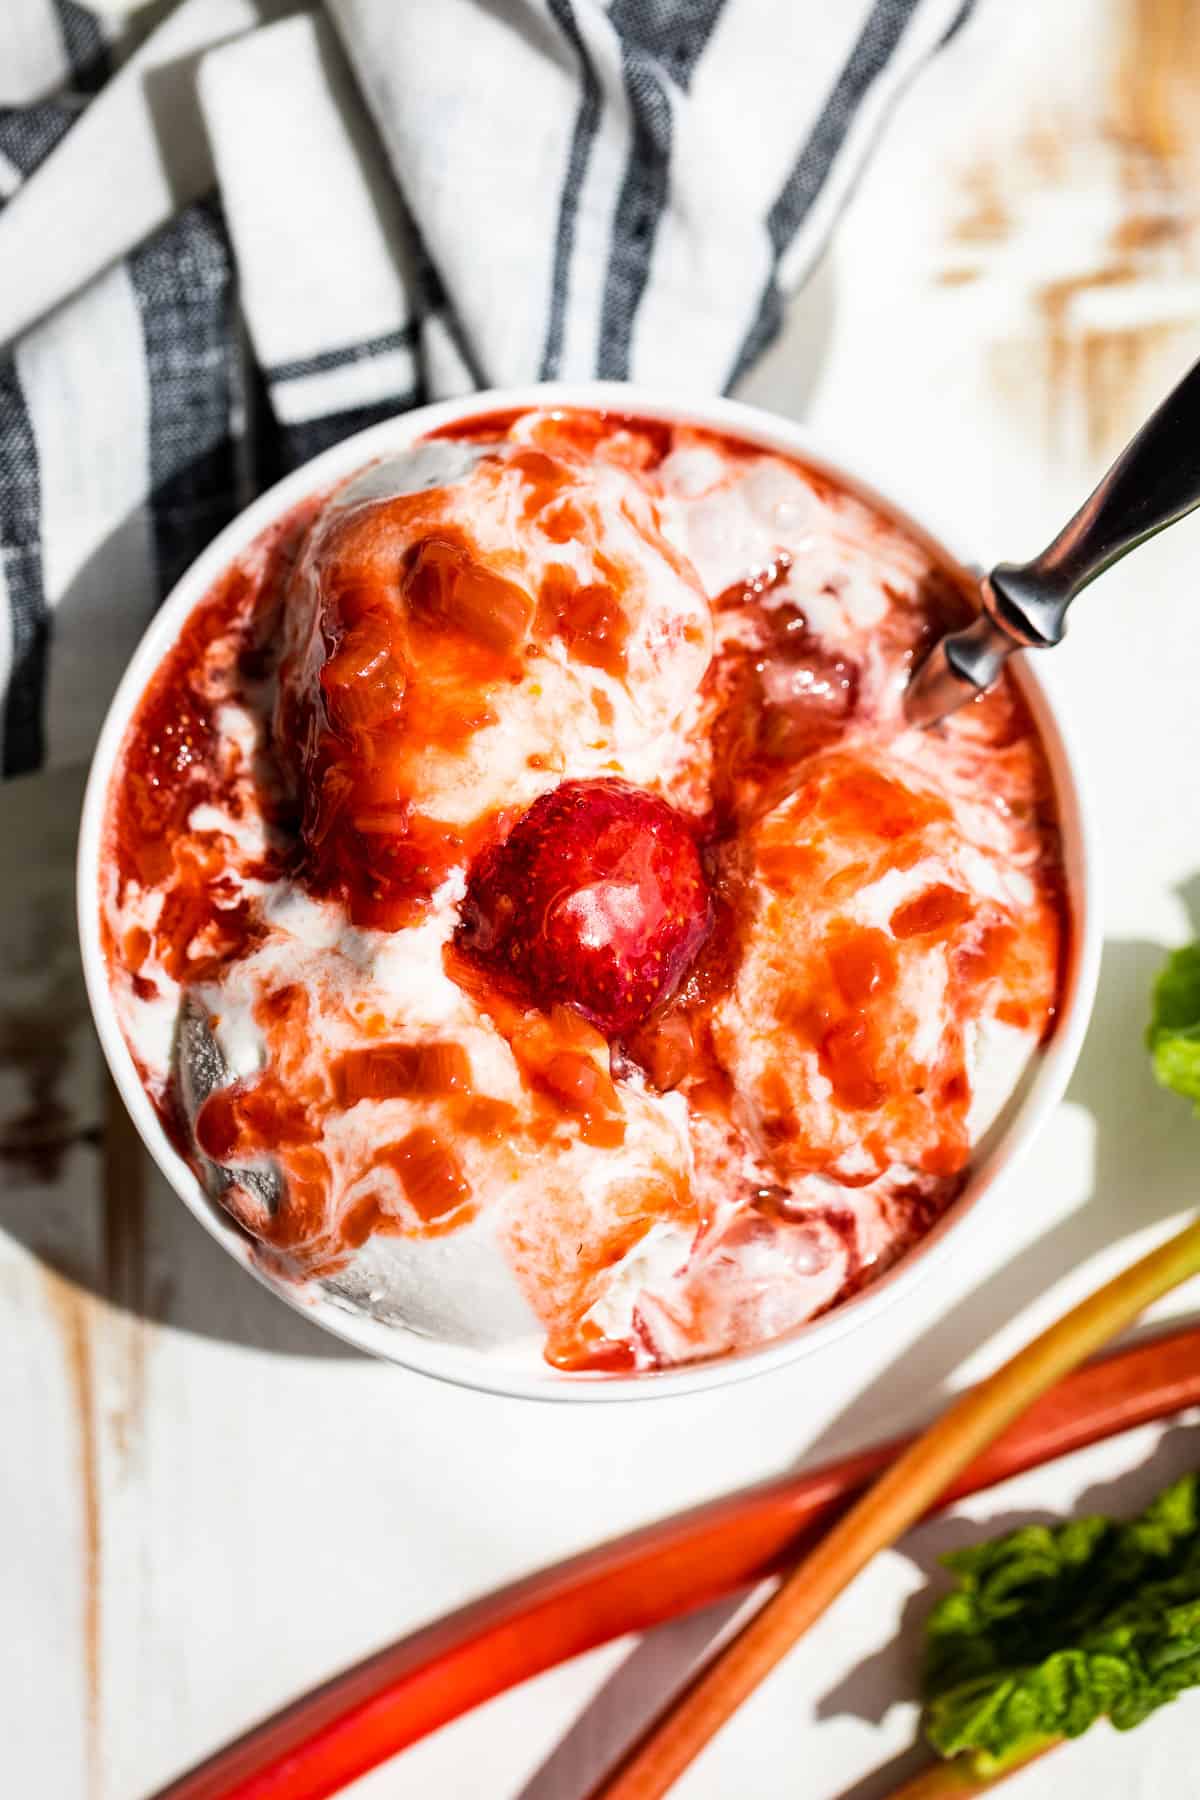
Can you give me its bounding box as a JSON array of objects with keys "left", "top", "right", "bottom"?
[
  {"left": 906, "top": 353, "right": 1200, "bottom": 724},
  {"left": 989, "top": 351, "right": 1200, "bottom": 647}
]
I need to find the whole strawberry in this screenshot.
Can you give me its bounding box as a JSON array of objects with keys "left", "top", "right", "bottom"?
[{"left": 457, "top": 779, "right": 713, "bottom": 1037}]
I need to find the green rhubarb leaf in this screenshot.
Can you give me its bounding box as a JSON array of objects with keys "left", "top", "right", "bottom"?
[
  {"left": 1147, "top": 942, "right": 1200, "bottom": 1111},
  {"left": 922, "top": 1475, "right": 1200, "bottom": 1773}
]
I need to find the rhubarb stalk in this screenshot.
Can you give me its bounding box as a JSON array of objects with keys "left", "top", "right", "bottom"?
[
  {"left": 587, "top": 1216, "right": 1200, "bottom": 1800},
  {"left": 880, "top": 1741, "right": 1057, "bottom": 1799}
]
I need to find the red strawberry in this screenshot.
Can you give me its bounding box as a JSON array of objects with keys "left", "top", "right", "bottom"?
[{"left": 457, "top": 779, "right": 713, "bottom": 1037}]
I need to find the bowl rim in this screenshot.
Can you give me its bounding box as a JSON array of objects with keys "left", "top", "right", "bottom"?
[{"left": 77, "top": 379, "right": 1102, "bottom": 1403}]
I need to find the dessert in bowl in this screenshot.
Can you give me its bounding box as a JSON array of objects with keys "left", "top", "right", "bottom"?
[{"left": 79, "top": 385, "right": 1098, "bottom": 1398}]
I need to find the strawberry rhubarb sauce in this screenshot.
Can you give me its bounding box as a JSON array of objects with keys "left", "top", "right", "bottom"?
[{"left": 101, "top": 409, "right": 1064, "bottom": 1373}]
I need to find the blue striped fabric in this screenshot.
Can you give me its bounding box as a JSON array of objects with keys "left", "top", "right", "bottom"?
[{"left": 0, "top": 0, "right": 975, "bottom": 777}]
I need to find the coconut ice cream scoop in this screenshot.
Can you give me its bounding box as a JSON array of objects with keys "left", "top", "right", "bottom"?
[{"left": 98, "top": 405, "right": 1068, "bottom": 1378}]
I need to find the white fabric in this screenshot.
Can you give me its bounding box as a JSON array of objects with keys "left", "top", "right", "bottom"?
[
  {"left": 200, "top": 12, "right": 420, "bottom": 417},
  {"left": 330, "top": 0, "right": 581, "bottom": 386},
  {"left": 0, "top": 0, "right": 72, "bottom": 108},
  {"left": 0, "top": 0, "right": 978, "bottom": 778},
  {"left": 628, "top": 4, "right": 876, "bottom": 390},
  {"left": 17, "top": 260, "right": 155, "bottom": 767},
  {"left": 0, "top": 0, "right": 295, "bottom": 355}
]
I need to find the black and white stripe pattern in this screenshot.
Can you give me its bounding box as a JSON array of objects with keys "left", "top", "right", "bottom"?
[
  {"left": 596, "top": 0, "right": 727, "bottom": 380},
  {"left": 0, "top": 100, "right": 78, "bottom": 203},
  {"left": 0, "top": 0, "right": 977, "bottom": 779},
  {"left": 129, "top": 201, "right": 241, "bottom": 604},
  {"left": 538, "top": 0, "right": 603, "bottom": 382},
  {"left": 729, "top": 0, "right": 976, "bottom": 384},
  {"left": 0, "top": 360, "right": 47, "bottom": 774},
  {"left": 265, "top": 326, "right": 421, "bottom": 465},
  {"left": 52, "top": 0, "right": 111, "bottom": 95}
]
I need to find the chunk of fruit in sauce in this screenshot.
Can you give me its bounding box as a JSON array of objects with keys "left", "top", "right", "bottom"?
[
  {"left": 705, "top": 592, "right": 860, "bottom": 826},
  {"left": 456, "top": 778, "right": 713, "bottom": 1038}
]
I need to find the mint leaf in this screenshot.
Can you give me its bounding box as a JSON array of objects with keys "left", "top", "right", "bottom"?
[
  {"left": 1147, "top": 943, "right": 1200, "bottom": 1110},
  {"left": 922, "top": 1474, "right": 1200, "bottom": 1773}
]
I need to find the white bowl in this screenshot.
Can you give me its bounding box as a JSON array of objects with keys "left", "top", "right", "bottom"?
[{"left": 77, "top": 382, "right": 1101, "bottom": 1402}]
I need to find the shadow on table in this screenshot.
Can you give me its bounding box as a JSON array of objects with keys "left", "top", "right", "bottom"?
[
  {"left": 513, "top": 1595, "right": 759, "bottom": 1800},
  {"left": 815, "top": 1419, "right": 1200, "bottom": 1800},
  {"left": 1, "top": 1081, "right": 362, "bottom": 1360},
  {"left": 0, "top": 763, "right": 358, "bottom": 1360},
  {"left": 512, "top": 924, "right": 1200, "bottom": 1798},
  {"left": 805, "top": 927, "right": 1199, "bottom": 1456}
]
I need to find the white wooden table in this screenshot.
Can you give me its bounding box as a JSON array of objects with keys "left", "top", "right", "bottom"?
[{"left": 7, "top": 4, "right": 1200, "bottom": 1795}]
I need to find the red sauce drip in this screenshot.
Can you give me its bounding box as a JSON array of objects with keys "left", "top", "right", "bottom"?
[
  {"left": 509, "top": 1012, "right": 627, "bottom": 1150},
  {"left": 111, "top": 505, "right": 315, "bottom": 976},
  {"left": 119, "top": 686, "right": 215, "bottom": 890},
  {"left": 891, "top": 883, "right": 974, "bottom": 939},
  {"left": 454, "top": 1095, "right": 521, "bottom": 1142},
  {"left": 796, "top": 758, "right": 951, "bottom": 840},
  {"left": 512, "top": 448, "right": 573, "bottom": 519},
  {"left": 542, "top": 499, "right": 587, "bottom": 543},
  {"left": 621, "top": 859, "right": 744, "bottom": 1114},
  {"left": 281, "top": 497, "right": 539, "bottom": 931},
  {"left": 431, "top": 407, "right": 673, "bottom": 470},
  {"left": 444, "top": 945, "right": 627, "bottom": 1149},
  {"left": 788, "top": 976, "right": 893, "bottom": 1114},
  {"left": 758, "top": 760, "right": 988, "bottom": 1178},
  {"left": 546, "top": 1326, "right": 639, "bottom": 1374}
]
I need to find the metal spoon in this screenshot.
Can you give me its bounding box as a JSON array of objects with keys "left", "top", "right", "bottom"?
[
  {"left": 177, "top": 991, "right": 284, "bottom": 1215},
  {"left": 904, "top": 355, "right": 1200, "bottom": 727}
]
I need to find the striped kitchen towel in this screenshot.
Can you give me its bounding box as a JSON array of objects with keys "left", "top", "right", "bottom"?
[{"left": 0, "top": 0, "right": 974, "bottom": 777}]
